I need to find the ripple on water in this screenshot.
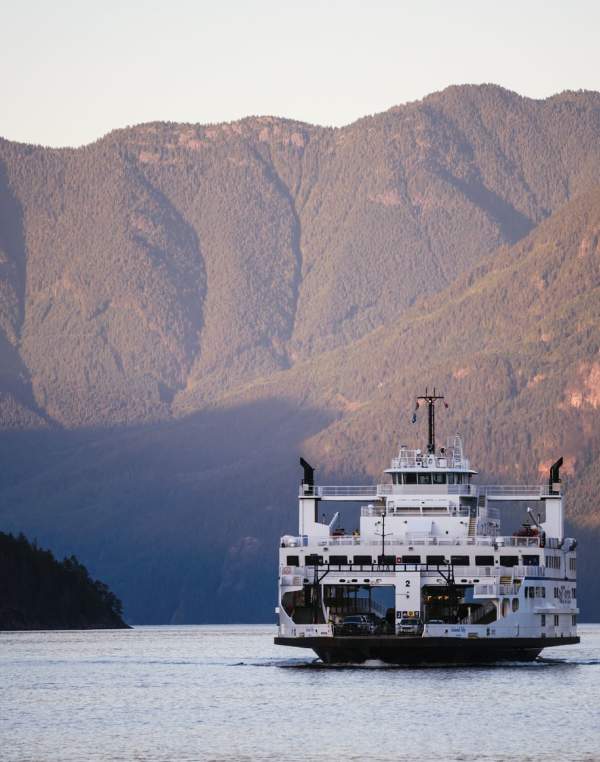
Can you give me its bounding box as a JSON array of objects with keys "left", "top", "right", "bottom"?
[{"left": 1, "top": 624, "right": 600, "bottom": 762}]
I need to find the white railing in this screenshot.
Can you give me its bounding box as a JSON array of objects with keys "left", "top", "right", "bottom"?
[
  {"left": 282, "top": 534, "right": 551, "bottom": 550},
  {"left": 302, "top": 483, "right": 559, "bottom": 500},
  {"left": 281, "top": 562, "right": 546, "bottom": 580},
  {"left": 485, "top": 506, "right": 501, "bottom": 521},
  {"left": 317, "top": 536, "right": 362, "bottom": 546},
  {"left": 378, "top": 484, "right": 475, "bottom": 495},
  {"left": 496, "top": 536, "right": 541, "bottom": 547},
  {"left": 482, "top": 485, "right": 557, "bottom": 499},
  {"left": 302, "top": 485, "right": 378, "bottom": 497},
  {"left": 301, "top": 484, "right": 476, "bottom": 498},
  {"left": 474, "top": 583, "right": 520, "bottom": 597},
  {"left": 360, "top": 505, "right": 471, "bottom": 517},
  {"left": 361, "top": 505, "right": 386, "bottom": 517},
  {"left": 453, "top": 566, "right": 499, "bottom": 578},
  {"left": 513, "top": 565, "right": 545, "bottom": 578}
]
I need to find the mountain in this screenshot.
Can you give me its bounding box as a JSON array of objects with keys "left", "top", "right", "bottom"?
[{"left": 1, "top": 84, "right": 600, "bottom": 622}]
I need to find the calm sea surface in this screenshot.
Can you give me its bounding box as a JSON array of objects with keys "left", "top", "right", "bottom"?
[{"left": 2, "top": 624, "right": 600, "bottom": 762}]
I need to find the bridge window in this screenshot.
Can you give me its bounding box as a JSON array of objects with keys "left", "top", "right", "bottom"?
[
  {"left": 286, "top": 555, "right": 299, "bottom": 566},
  {"left": 418, "top": 473, "right": 432, "bottom": 484},
  {"left": 404, "top": 473, "right": 417, "bottom": 484},
  {"left": 426, "top": 555, "right": 446, "bottom": 565},
  {"left": 522, "top": 555, "right": 539, "bottom": 566},
  {"left": 402, "top": 555, "right": 421, "bottom": 563},
  {"left": 475, "top": 555, "right": 494, "bottom": 566},
  {"left": 353, "top": 555, "right": 373, "bottom": 565},
  {"left": 328, "top": 555, "right": 347, "bottom": 565},
  {"left": 432, "top": 473, "right": 447, "bottom": 484},
  {"left": 500, "top": 556, "right": 519, "bottom": 567},
  {"left": 451, "top": 556, "right": 470, "bottom": 566},
  {"left": 305, "top": 554, "right": 322, "bottom": 566}
]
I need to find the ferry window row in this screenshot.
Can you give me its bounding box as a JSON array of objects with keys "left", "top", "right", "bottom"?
[
  {"left": 569, "top": 558, "right": 576, "bottom": 571},
  {"left": 524, "top": 586, "right": 546, "bottom": 598},
  {"left": 287, "top": 554, "right": 538, "bottom": 567},
  {"left": 391, "top": 472, "right": 471, "bottom": 485},
  {"left": 546, "top": 555, "right": 561, "bottom": 569}
]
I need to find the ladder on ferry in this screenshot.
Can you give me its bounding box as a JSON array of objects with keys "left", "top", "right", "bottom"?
[{"left": 467, "top": 515, "right": 477, "bottom": 537}]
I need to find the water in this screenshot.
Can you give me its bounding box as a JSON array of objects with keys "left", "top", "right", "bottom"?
[{"left": 2, "top": 625, "right": 600, "bottom": 762}]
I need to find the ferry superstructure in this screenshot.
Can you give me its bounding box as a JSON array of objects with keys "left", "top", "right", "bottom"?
[{"left": 274, "top": 391, "right": 579, "bottom": 663}]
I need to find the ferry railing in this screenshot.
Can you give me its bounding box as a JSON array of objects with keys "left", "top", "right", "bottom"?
[
  {"left": 496, "top": 536, "right": 541, "bottom": 548},
  {"left": 302, "top": 484, "right": 559, "bottom": 500},
  {"left": 301, "top": 484, "right": 476, "bottom": 497},
  {"left": 378, "top": 484, "right": 476, "bottom": 496},
  {"left": 481, "top": 485, "right": 557, "bottom": 499},
  {"left": 281, "top": 534, "right": 547, "bottom": 549},
  {"left": 360, "top": 505, "right": 471, "bottom": 517},
  {"left": 474, "top": 583, "right": 520, "bottom": 597},
  {"left": 301, "top": 485, "right": 379, "bottom": 497},
  {"left": 513, "top": 565, "right": 545, "bottom": 578},
  {"left": 282, "top": 563, "right": 533, "bottom": 577},
  {"left": 389, "top": 456, "right": 472, "bottom": 470}
]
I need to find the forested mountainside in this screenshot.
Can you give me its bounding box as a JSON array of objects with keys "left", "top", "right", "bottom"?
[
  {"left": 0, "top": 531, "right": 127, "bottom": 629},
  {"left": 1, "top": 85, "right": 600, "bottom": 623}
]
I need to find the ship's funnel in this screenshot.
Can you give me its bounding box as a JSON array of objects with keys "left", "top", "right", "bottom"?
[
  {"left": 300, "top": 457, "right": 315, "bottom": 486},
  {"left": 549, "top": 457, "right": 563, "bottom": 494}
]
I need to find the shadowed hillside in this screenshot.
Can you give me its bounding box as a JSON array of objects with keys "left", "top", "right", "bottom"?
[
  {"left": 0, "top": 531, "right": 127, "bottom": 629},
  {"left": 1, "top": 85, "right": 600, "bottom": 622}
]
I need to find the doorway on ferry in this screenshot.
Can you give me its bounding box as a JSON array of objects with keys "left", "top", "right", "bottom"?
[{"left": 324, "top": 584, "right": 395, "bottom": 634}]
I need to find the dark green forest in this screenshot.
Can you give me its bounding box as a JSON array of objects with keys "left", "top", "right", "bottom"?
[{"left": 0, "top": 531, "right": 127, "bottom": 629}]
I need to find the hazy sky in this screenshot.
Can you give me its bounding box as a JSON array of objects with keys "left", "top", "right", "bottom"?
[{"left": 2, "top": 0, "right": 599, "bottom": 147}]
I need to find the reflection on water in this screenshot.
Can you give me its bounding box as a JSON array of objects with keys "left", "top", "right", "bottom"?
[{"left": 2, "top": 624, "right": 600, "bottom": 761}]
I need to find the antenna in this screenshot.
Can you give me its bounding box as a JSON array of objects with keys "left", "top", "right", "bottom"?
[
  {"left": 416, "top": 387, "right": 445, "bottom": 454},
  {"left": 375, "top": 513, "right": 393, "bottom": 562}
]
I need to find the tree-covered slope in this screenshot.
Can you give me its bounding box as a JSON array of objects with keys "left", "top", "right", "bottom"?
[
  {"left": 0, "top": 531, "right": 127, "bottom": 629},
  {"left": 2, "top": 85, "right": 600, "bottom": 423}
]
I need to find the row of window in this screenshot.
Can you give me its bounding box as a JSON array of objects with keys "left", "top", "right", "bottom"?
[
  {"left": 524, "top": 586, "right": 546, "bottom": 598},
  {"left": 391, "top": 472, "right": 471, "bottom": 485},
  {"left": 288, "top": 554, "right": 541, "bottom": 567},
  {"left": 286, "top": 553, "right": 573, "bottom": 571},
  {"left": 541, "top": 614, "right": 577, "bottom": 627},
  {"left": 569, "top": 558, "right": 577, "bottom": 571}
]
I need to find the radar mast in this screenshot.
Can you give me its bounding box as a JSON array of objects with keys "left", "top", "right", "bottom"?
[{"left": 416, "top": 387, "right": 445, "bottom": 454}]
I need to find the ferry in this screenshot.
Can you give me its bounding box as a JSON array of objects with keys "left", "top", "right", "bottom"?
[{"left": 274, "top": 390, "right": 579, "bottom": 663}]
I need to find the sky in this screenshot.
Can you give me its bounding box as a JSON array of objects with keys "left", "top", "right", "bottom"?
[{"left": 2, "top": 0, "right": 600, "bottom": 148}]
